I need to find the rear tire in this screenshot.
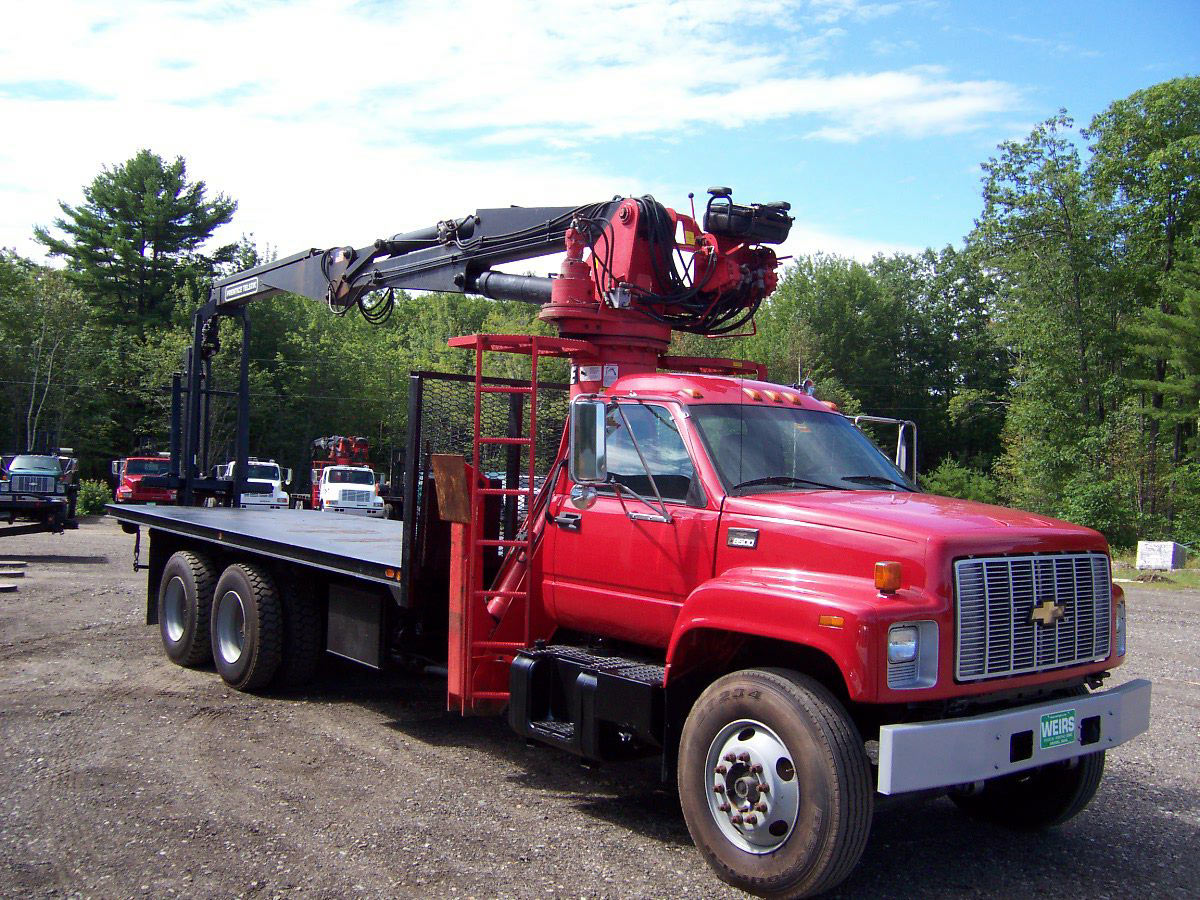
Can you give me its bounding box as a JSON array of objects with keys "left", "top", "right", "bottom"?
[
  {"left": 678, "top": 669, "right": 873, "bottom": 899},
  {"left": 948, "top": 750, "right": 1105, "bottom": 829},
  {"left": 274, "top": 571, "right": 324, "bottom": 689},
  {"left": 210, "top": 563, "right": 282, "bottom": 692},
  {"left": 158, "top": 551, "right": 217, "bottom": 667}
]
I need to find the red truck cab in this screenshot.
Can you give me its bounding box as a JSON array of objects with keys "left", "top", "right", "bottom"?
[{"left": 112, "top": 456, "right": 177, "bottom": 505}]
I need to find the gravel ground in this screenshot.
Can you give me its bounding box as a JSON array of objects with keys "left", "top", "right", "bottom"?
[{"left": 0, "top": 517, "right": 1196, "bottom": 899}]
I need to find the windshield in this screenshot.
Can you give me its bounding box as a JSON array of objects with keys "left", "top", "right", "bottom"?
[
  {"left": 125, "top": 459, "right": 171, "bottom": 476},
  {"left": 247, "top": 463, "right": 280, "bottom": 480},
  {"left": 691, "top": 404, "right": 916, "bottom": 495},
  {"left": 327, "top": 468, "right": 374, "bottom": 485},
  {"left": 8, "top": 455, "right": 62, "bottom": 475}
]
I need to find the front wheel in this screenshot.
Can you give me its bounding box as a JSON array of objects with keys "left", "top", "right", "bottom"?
[
  {"left": 948, "top": 751, "right": 1105, "bottom": 829},
  {"left": 678, "top": 669, "right": 873, "bottom": 899}
]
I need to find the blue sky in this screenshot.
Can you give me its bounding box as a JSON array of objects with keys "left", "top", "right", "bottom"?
[{"left": 1, "top": 0, "right": 1196, "bottom": 265}]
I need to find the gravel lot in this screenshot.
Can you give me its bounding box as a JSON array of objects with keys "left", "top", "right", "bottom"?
[{"left": 1, "top": 517, "right": 1196, "bottom": 899}]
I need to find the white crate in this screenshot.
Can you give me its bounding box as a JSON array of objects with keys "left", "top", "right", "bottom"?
[{"left": 1135, "top": 541, "right": 1188, "bottom": 570}]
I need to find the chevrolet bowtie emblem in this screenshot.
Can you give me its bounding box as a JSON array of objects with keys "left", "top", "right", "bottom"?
[{"left": 1031, "top": 598, "right": 1065, "bottom": 626}]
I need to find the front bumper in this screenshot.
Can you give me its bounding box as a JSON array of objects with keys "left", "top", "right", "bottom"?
[
  {"left": 877, "top": 678, "right": 1151, "bottom": 795},
  {"left": 325, "top": 505, "right": 385, "bottom": 518},
  {"left": 0, "top": 495, "right": 68, "bottom": 512}
]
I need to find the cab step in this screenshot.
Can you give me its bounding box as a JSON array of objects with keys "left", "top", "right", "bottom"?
[{"left": 510, "top": 644, "right": 665, "bottom": 761}]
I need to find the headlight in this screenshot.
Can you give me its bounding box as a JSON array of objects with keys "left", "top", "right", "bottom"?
[
  {"left": 887, "top": 625, "right": 919, "bottom": 664},
  {"left": 1116, "top": 600, "right": 1126, "bottom": 656}
]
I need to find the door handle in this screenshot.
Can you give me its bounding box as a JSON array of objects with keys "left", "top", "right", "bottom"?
[{"left": 548, "top": 510, "right": 582, "bottom": 531}]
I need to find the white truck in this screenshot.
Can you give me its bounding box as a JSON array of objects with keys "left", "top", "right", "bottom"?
[
  {"left": 215, "top": 459, "right": 292, "bottom": 510},
  {"left": 317, "top": 464, "right": 386, "bottom": 517}
]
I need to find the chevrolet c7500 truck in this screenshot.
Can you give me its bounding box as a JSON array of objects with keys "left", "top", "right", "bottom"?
[{"left": 112, "top": 190, "right": 1150, "bottom": 898}]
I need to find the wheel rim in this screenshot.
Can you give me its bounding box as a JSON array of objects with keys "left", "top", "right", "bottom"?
[
  {"left": 704, "top": 719, "right": 801, "bottom": 854},
  {"left": 163, "top": 576, "right": 187, "bottom": 643},
  {"left": 215, "top": 589, "right": 247, "bottom": 665}
]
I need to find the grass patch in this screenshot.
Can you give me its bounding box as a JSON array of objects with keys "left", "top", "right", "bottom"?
[{"left": 1112, "top": 550, "right": 1200, "bottom": 590}]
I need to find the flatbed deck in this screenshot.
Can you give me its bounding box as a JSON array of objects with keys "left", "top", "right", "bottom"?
[{"left": 108, "top": 504, "right": 404, "bottom": 587}]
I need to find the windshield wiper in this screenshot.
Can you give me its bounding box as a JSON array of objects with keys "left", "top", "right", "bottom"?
[
  {"left": 840, "top": 474, "right": 914, "bottom": 491},
  {"left": 732, "top": 475, "right": 846, "bottom": 492}
]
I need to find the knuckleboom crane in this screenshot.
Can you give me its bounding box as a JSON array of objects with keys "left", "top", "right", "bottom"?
[{"left": 168, "top": 189, "right": 792, "bottom": 506}]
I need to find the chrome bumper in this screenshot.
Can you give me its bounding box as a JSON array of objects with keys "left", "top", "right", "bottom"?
[{"left": 877, "top": 678, "right": 1151, "bottom": 795}]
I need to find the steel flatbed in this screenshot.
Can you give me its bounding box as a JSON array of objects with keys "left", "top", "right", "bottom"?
[{"left": 108, "top": 504, "right": 404, "bottom": 587}]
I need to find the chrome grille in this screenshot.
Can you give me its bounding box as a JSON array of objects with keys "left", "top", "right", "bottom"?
[
  {"left": 955, "top": 553, "right": 1111, "bottom": 681},
  {"left": 12, "top": 474, "right": 54, "bottom": 493},
  {"left": 340, "top": 490, "right": 373, "bottom": 503}
]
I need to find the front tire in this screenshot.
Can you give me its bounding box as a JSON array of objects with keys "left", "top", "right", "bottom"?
[
  {"left": 948, "top": 751, "right": 1105, "bottom": 829},
  {"left": 158, "top": 550, "right": 217, "bottom": 667},
  {"left": 678, "top": 669, "right": 873, "bottom": 899},
  {"left": 210, "top": 563, "right": 282, "bottom": 692}
]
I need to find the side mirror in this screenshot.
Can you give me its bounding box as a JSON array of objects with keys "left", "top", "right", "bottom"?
[
  {"left": 111, "top": 460, "right": 119, "bottom": 477},
  {"left": 284, "top": 469, "right": 293, "bottom": 486},
  {"left": 569, "top": 397, "right": 607, "bottom": 484}
]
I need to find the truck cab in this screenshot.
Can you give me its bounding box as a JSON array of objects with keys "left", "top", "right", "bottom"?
[
  {"left": 113, "top": 455, "right": 177, "bottom": 505},
  {"left": 318, "top": 465, "right": 385, "bottom": 517},
  {"left": 213, "top": 459, "right": 291, "bottom": 510},
  {"left": 548, "top": 373, "right": 1125, "bottom": 701},
  {"left": 1, "top": 452, "right": 77, "bottom": 528}
]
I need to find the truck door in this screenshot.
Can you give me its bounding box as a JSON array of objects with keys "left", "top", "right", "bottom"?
[{"left": 543, "top": 401, "right": 718, "bottom": 648}]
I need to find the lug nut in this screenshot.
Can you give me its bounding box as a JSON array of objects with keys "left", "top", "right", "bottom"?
[
  {"left": 713, "top": 784, "right": 725, "bottom": 794},
  {"left": 714, "top": 765, "right": 727, "bottom": 775},
  {"left": 755, "top": 802, "right": 768, "bottom": 813},
  {"left": 718, "top": 803, "right": 730, "bottom": 813},
  {"left": 724, "top": 753, "right": 737, "bottom": 763},
  {"left": 744, "top": 814, "right": 758, "bottom": 826},
  {"left": 730, "top": 815, "right": 743, "bottom": 825},
  {"left": 737, "top": 752, "right": 751, "bottom": 763},
  {"left": 750, "top": 763, "right": 763, "bottom": 774},
  {"left": 759, "top": 783, "right": 770, "bottom": 794}
]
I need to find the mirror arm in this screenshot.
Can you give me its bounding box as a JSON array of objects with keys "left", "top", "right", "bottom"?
[
  {"left": 608, "top": 480, "right": 672, "bottom": 523},
  {"left": 612, "top": 402, "right": 673, "bottom": 524}
]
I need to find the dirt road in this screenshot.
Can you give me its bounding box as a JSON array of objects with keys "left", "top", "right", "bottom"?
[{"left": 1, "top": 518, "right": 1196, "bottom": 898}]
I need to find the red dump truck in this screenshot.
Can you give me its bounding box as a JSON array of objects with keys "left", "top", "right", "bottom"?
[{"left": 111, "top": 190, "right": 1150, "bottom": 898}]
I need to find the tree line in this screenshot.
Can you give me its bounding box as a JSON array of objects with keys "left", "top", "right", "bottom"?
[{"left": 1, "top": 78, "right": 1196, "bottom": 548}]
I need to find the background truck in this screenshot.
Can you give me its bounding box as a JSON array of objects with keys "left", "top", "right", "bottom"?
[
  {"left": 212, "top": 458, "right": 291, "bottom": 510},
  {"left": 1, "top": 450, "right": 79, "bottom": 534},
  {"left": 112, "top": 189, "right": 1150, "bottom": 899},
  {"left": 112, "top": 454, "right": 177, "bottom": 505},
  {"left": 294, "top": 435, "right": 401, "bottom": 517},
  {"left": 316, "top": 464, "right": 386, "bottom": 517}
]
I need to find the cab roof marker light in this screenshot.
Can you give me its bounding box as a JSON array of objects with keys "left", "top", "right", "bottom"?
[
  {"left": 742, "top": 388, "right": 761, "bottom": 401},
  {"left": 763, "top": 389, "right": 781, "bottom": 402},
  {"left": 678, "top": 388, "right": 703, "bottom": 399}
]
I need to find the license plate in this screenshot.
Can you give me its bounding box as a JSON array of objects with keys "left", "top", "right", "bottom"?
[{"left": 1040, "top": 708, "right": 1077, "bottom": 749}]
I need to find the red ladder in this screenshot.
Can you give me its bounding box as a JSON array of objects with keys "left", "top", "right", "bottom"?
[{"left": 445, "top": 334, "right": 589, "bottom": 711}]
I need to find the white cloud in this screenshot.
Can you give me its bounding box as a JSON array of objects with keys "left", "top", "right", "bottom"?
[
  {"left": 780, "top": 222, "right": 921, "bottom": 261},
  {"left": 0, "top": 0, "right": 1019, "bottom": 260}
]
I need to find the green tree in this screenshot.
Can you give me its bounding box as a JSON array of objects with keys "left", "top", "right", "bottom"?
[
  {"left": 972, "top": 113, "right": 1128, "bottom": 517},
  {"left": 34, "top": 150, "right": 236, "bottom": 330},
  {"left": 1086, "top": 77, "right": 1200, "bottom": 515}
]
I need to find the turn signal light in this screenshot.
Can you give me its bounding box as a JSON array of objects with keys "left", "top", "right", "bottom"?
[{"left": 875, "top": 561, "right": 902, "bottom": 593}]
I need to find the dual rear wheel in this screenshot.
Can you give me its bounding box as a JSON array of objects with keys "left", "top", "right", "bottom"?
[{"left": 157, "top": 551, "right": 322, "bottom": 692}]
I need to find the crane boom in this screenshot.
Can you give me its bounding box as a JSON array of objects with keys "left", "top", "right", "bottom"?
[{"left": 164, "top": 189, "right": 792, "bottom": 503}]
